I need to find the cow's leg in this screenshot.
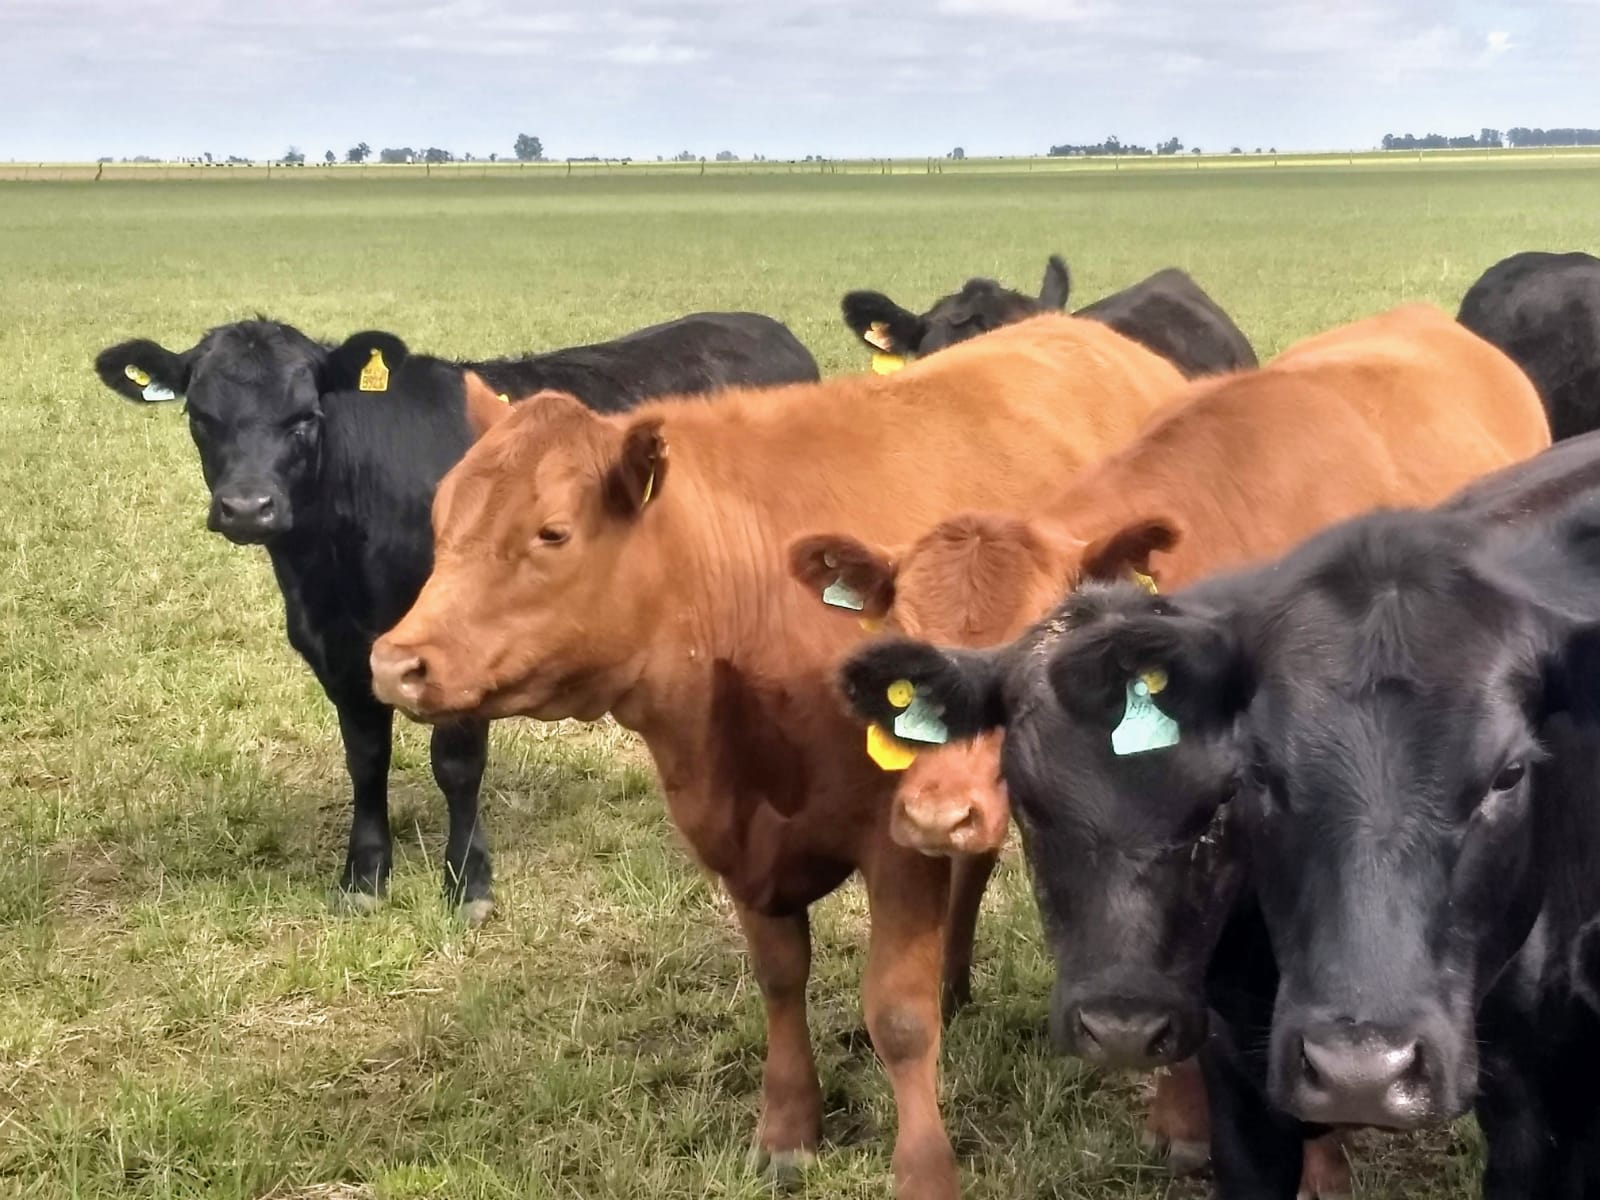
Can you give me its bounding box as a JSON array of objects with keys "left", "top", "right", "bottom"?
[
  {"left": 1298, "top": 1133, "right": 1351, "bottom": 1199},
  {"left": 430, "top": 717, "right": 493, "bottom": 924},
  {"left": 1141, "top": 1058, "right": 1210, "bottom": 1175},
  {"left": 332, "top": 696, "right": 394, "bottom": 909},
  {"left": 1200, "top": 1022, "right": 1304, "bottom": 1199},
  {"left": 863, "top": 846, "right": 959, "bottom": 1200},
  {"left": 735, "top": 902, "right": 822, "bottom": 1176},
  {"left": 941, "top": 850, "right": 997, "bottom": 1017}
]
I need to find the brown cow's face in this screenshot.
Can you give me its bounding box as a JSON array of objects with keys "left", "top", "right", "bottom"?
[
  {"left": 791, "top": 514, "right": 1181, "bottom": 856},
  {"left": 372, "top": 392, "right": 667, "bottom": 722}
]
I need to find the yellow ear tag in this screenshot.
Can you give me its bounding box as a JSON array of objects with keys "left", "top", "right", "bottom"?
[
  {"left": 859, "top": 616, "right": 884, "bottom": 633},
  {"left": 497, "top": 393, "right": 510, "bottom": 404},
  {"left": 124, "top": 364, "right": 152, "bottom": 387},
  {"left": 886, "top": 679, "right": 916, "bottom": 708},
  {"left": 1141, "top": 669, "right": 1169, "bottom": 695},
  {"left": 639, "top": 466, "right": 656, "bottom": 509},
  {"left": 867, "top": 723, "right": 917, "bottom": 771},
  {"left": 358, "top": 349, "right": 390, "bottom": 393},
  {"left": 871, "top": 352, "right": 907, "bottom": 375},
  {"left": 1131, "top": 570, "right": 1159, "bottom": 595}
]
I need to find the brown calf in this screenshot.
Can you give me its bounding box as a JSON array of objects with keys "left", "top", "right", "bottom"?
[
  {"left": 367, "top": 314, "right": 1185, "bottom": 1198},
  {"left": 788, "top": 302, "right": 1550, "bottom": 1190}
]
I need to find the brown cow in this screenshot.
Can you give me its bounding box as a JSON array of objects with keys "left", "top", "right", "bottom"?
[
  {"left": 789, "top": 302, "right": 1550, "bottom": 1193},
  {"left": 366, "top": 314, "right": 1185, "bottom": 1198}
]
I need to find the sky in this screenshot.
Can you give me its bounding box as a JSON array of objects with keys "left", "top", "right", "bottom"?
[{"left": 7, "top": 0, "right": 1599, "bottom": 162}]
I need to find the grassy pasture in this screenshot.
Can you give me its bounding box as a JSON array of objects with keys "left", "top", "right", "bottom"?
[{"left": 2, "top": 162, "right": 1598, "bottom": 1199}]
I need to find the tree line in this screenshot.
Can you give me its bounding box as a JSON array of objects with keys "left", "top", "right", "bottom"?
[{"left": 1382, "top": 127, "right": 1600, "bottom": 150}]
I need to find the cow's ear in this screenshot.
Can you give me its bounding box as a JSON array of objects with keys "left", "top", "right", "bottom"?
[
  {"left": 93, "top": 338, "right": 193, "bottom": 403},
  {"left": 839, "top": 637, "right": 1007, "bottom": 742},
  {"left": 460, "top": 370, "right": 513, "bottom": 441},
  {"left": 1047, "top": 585, "right": 1253, "bottom": 737},
  {"left": 840, "top": 291, "right": 926, "bottom": 356},
  {"left": 1079, "top": 516, "right": 1182, "bottom": 590},
  {"left": 322, "top": 331, "right": 409, "bottom": 393},
  {"left": 1039, "top": 255, "right": 1071, "bottom": 310},
  {"left": 605, "top": 416, "right": 668, "bottom": 517},
  {"left": 788, "top": 533, "right": 897, "bottom": 619}
]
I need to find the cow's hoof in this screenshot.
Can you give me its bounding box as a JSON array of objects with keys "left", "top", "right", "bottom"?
[
  {"left": 331, "top": 889, "right": 384, "bottom": 916},
  {"left": 1142, "top": 1131, "right": 1209, "bottom": 1176},
  {"left": 747, "top": 1142, "right": 818, "bottom": 1184},
  {"left": 457, "top": 898, "right": 495, "bottom": 928}
]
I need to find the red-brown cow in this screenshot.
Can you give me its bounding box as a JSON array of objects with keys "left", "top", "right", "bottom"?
[
  {"left": 792, "top": 303, "right": 1550, "bottom": 1193},
  {"left": 366, "top": 314, "right": 1186, "bottom": 1198}
]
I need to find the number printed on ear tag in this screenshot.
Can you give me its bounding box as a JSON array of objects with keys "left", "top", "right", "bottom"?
[{"left": 1111, "top": 676, "right": 1180, "bottom": 756}]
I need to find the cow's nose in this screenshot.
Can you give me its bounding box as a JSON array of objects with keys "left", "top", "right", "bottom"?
[
  {"left": 1290, "top": 1027, "right": 1431, "bottom": 1127},
  {"left": 1075, "top": 1006, "right": 1177, "bottom": 1068},
  {"left": 891, "top": 783, "right": 1006, "bottom": 856},
  {"left": 370, "top": 642, "right": 428, "bottom": 709},
  {"left": 218, "top": 492, "right": 274, "bottom": 522}
]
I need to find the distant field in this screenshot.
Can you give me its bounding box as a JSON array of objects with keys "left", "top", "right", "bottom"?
[
  {"left": 6, "top": 144, "right": 1600, "bottom": 182},
  {"left": 3, "top": 161, "right": 1597, "bottom": 1199}
]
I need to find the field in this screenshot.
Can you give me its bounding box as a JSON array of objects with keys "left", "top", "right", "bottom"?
[{"left": 3, "top": 160, "right": 1598, "bottom": 1199}]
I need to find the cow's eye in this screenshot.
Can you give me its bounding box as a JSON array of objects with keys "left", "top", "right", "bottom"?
[
  {"left": 285, "top": 414, "right": 317, "bottom": 439},
  {"left": 535, "top": 525, "right": 570, "bottom": 547},
  {"left": 1491, "top": 761, "right": 1526, "bottom": 792}
]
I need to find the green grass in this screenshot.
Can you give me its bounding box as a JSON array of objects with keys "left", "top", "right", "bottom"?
[{"left": 2, "top": 162, "right": 1596, "bottom": 1198}]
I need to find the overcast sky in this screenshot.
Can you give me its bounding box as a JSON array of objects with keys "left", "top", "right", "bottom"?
[{"left": 8, "top": 0, "right": 1598, "bottom": 161}]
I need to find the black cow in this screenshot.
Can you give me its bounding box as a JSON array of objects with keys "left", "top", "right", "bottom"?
[
  {"left": 839, "top": 436, "right": 1600, "bottom": 1198},
  {"left": 840, "top": 255, "right": 1257, "bottom": 377},
  {"left": 1458, "top": 250, "right": 1600, "bottom": 442},
  {"left": 94, "top": 314, "right": 819, "bottom": 921}
]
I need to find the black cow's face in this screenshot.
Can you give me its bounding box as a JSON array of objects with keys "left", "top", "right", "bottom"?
[
  {"left": 1059, "top": 510, "right": 1596, "bottom": 1131},
  {"left": 95, "top": 323, "right": 405, "bottom": 545},
  {"left": 840, "top": 255, "right": 1070, "bottom": 357},
  {"left": 839, "top": 586, "right": 1245, "bottom": 1071}
]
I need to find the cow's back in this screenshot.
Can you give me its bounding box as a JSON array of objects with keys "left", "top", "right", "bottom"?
[
  {"left": 1077, "top": 268, "right": 1258, "bottom": 377},
  {"left": 1266, "top": 304, "right": 1550, "bottom": 490},
  {"left": 659, "top": 313, "right": 1188, "bottom": 546},
  {"left": 1458, "top": 251, "right": 1600, "bottom": 442}
]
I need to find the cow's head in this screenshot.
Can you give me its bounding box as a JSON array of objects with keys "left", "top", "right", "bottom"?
[
  {"left": 94, "top": 321, "right": 407, "bottom": 544},
  {"left": 793, "top": 513, "right": 1177, "bottom": 858},
  {"left": 840, "top": 255, "right": 1070, "bottom": 358},
  {"left": 1055, "top": 506, "right": 1600, "bottom": 1128},
  {"left": 370, "top": 391, "right": 668, "bottom": 724},
  {"left": 837, "top": 573, "right": 1231, "bottom": 1072}
]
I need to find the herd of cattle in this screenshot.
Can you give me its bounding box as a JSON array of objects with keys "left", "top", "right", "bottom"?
[{"left": 92, "top": 248, "right": 1600, "bottom": 1198}]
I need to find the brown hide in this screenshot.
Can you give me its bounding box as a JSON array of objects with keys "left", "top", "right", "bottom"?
[{"left": 802, "top": 304, "right": 1550, "bottom": 856}]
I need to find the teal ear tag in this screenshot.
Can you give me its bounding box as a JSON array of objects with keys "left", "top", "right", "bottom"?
[
  {"left": 142, "top": 381, "right": 177, "bottom": 402},
  {"left": 893, "top": 693, "right": 949, "bottom": 745},
  {"left": 1111, "top": 675, "right": 1180, "bottom": 756},
  {"left": 822, "top": 577, "right": 865, "bottom": 611}
]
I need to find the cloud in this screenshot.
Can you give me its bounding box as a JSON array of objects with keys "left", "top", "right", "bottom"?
[{"left": 2, "top": 0, "right": 1596, "bottom": 160}]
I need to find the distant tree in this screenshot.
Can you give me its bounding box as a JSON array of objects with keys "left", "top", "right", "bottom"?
[
  {"left": 949, "top": 146, "right": 966, "bottom": 160},
  {"left": 203, "top": 151, "right": 214, "bottom": 164},
  {"left": 282, "top": 146, "right": 305, "bottom": 164},
  {"left": 1157, "top": 137, "right": 1183, "bottom": 155},
  {"left": 1253, "top": 146, "right": 1262, "bottom": 154},
  {"left": 324, "top": 150, "right": 336, "bottom": 164},
  {"left": 1480, "top": 128, "right": 1503, "bottom": 148},
  {"left": 673, "top": 150, "right": 696, "bottom": 162},
  {"left": 346, "top": 142, "right": 371, "bottom": 163},
  {"left": 715, "top": 150, "right": 739, "bottom": 161},
  {"left": 489, "top": 152, "right": 498, "bottom": 162},
  {"left": 423, "top": 147, "right": 452, "bottom": 164},
  {"left": 513, "top": 133, "right": 544, "bottom": 161},
  {"left": 1230, "top": 146, "right": 1243, "bottom": 154},
  {"left": 1191, "top": 146, "right": 1202, "bottom": 155},
  {"left": 379, "top": 147, "right": 415, "bottom": 164}
]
